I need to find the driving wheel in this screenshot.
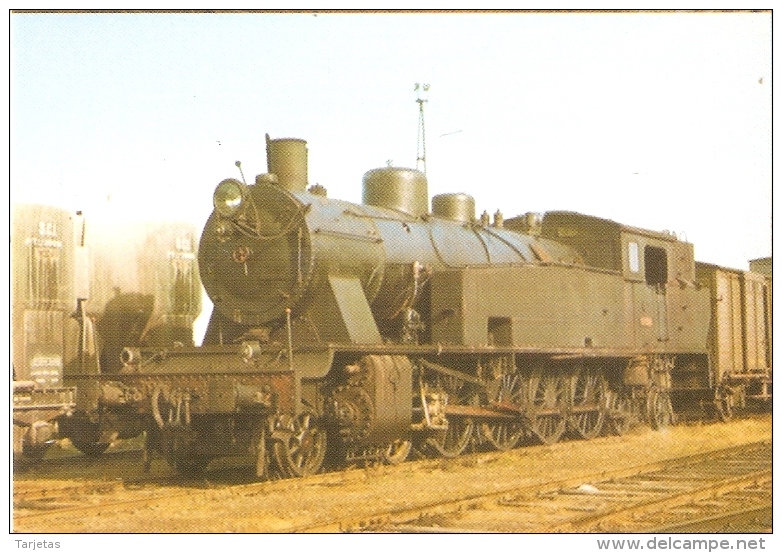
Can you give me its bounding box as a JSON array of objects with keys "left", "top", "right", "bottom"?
[
  {"left": 568, "top": 369, "right": 607, "bottom": 440},
  {"left": 528, "top": 373, "right": 567, "bottom": 445},
  {"left": 482, "top": 371, "right": 524, "bottom": 450},
  {"left": 481, "top": 420, "right": 523, "bottom": 451},
  {"left": 608, "top": 392, "right": 633, "bottom": 436},
  {"left": 425, "top": 417, "right": 473, "bottom": 458}
]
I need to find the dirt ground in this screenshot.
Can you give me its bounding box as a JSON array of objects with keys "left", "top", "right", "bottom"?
[{"left": 13, "top": 414, "right": 772, "bottom": 533}]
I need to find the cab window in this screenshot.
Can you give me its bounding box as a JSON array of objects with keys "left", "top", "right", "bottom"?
[{"left": 644, "top": 246, "right": 667, "bottom": 286}]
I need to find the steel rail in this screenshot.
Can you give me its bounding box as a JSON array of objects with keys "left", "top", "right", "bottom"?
[
  {"left": 550, "top": 470, "right": 771, "bottom": 532},
  {"left": 291, "top": 441, "right": 770, "bottom": 533},
  {"left": 14, "top": 439, "right": 770, "bottom": 533},
  {"left": 647, "top": 503, "right": 772, "bottom": 533}
]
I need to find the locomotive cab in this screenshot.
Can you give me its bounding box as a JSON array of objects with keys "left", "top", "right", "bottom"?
[{"left": 540, "top": 211, "right": 707, "bottom": 350}]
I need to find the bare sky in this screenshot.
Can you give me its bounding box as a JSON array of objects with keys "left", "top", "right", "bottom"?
[{"left": 10, "top": 11, "right": 772, "bottom": 271}]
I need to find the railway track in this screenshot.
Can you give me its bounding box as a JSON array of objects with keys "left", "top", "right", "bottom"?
[
  {"left": 648, "top": 504, "right": 772, "bottom": 533},
  {"left": 293, "top": 441, "right": 771, "bottom": 533},
  {"left": 13, "top": 473, "right": 196, "bottom": 517},
  {"left": 13, "top": 416, "right": 772, "bottom": 533}
]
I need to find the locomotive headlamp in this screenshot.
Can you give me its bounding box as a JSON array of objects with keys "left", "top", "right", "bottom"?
[{"left": 213, "top": 178, "right": 247, "bottom": 218}]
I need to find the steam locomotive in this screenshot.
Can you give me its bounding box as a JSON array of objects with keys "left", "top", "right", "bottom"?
[
  {"left": 11, "top": 204, "right": 201, "bottom": 458},
  {"left": 58, "top": 135, "right": 771, "bottom": 476}
]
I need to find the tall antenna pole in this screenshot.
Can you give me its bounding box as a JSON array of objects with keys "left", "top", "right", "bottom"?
[{"left": 415, "top": 83, "right": 430, "bottom": 174}]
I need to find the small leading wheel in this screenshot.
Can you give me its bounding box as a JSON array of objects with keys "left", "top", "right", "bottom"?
[
  {"left": 715, "top": 386, "right": 734, "bottom": 422},
  {"left": 425, "top": 417, "right": 473, "bottom": 458},
  {"left": 568, "top": 369, "right": 607, "bottom": 440},
  {"left": 647, "top": 390, "right": 672, "bottom": 430},
  {"left": 382, "top": 439, "right": 412, "bottom": 465},
  {"left": 272, "top": 411, "right": 328, "bottom": 478}
]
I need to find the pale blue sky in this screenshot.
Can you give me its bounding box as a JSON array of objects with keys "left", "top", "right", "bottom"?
[{"left": 10, "top": 11, "right": 772, "bottom": 272}]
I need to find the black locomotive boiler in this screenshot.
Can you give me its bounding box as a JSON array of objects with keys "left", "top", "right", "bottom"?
[{"left": 83, "top": 133, "right": 769, "bottom": 478}]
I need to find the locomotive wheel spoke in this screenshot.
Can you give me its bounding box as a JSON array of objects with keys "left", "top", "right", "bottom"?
[
  {"left": 569, "top": 410, "right": 604, "bottom": 440},
  {"left": 482, "top": 370, "right": 524, "bottom": 450},
  {"left": 608, "top": 392, "right": 633, "bottom": 436},
  {"left": 481, "top": 421, "right": 523, "bottom": 451},
  {"left": 273, "top": 412, "right": 327, "bottom": 478},
  {"left": 647, "top": 390, "right": 673, "bottom": 431},
  {"left": 382, "top": 439, "right": 412, "bottom": 465},
  {"left": 425, "top": 417, "right": 473, "bottom": 458},
  {"left": 568, "top": 369, "right": 607, "bottom": 440},
  {"left": 529, "top": 414, "right": 567, "bottom": 445},
  {"left": 420, "top": 367, "right": 478, "bottom": 459},
  {"left": 528, "top": 373, "right": 567, "bottom": 445}
]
